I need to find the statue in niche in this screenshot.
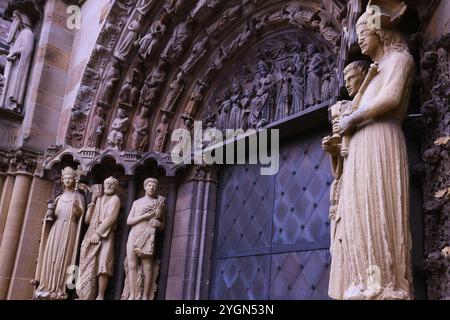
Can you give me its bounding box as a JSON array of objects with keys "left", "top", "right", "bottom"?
[
  {"left": 322, "top": 60, "right": 369, "bottom": 300},
  {"left": 130, "top": 107, "right": 150, "bottom": 153},
  {"left": 34, "top": 167, "right": 85, "bottom": 300},
  {"left": 217, "top": 92, "right": 231, "bottom": 131},
  {"left": 0, "top": 10, "right": 35, "bottom": 112},
  {"left": 138, "top": 18, "right": 167, "bottom": 60},
  {"left": 122, "top": 178, "right": 166, "bottom": 300},
  {"left": 139, "top": 63, "right": 167, "bottom": 108},
  {"left": 180, "top": 36, "right": 208, "bottom": 74},
  {"left": 228, "top": 82, "right": 242, "bottom": 130},
  {"left": 87, "top": 106, "right": 106, "bottom": 148},
  {"left": 154, "top": 113, "right": 170, "bottom": 152},
  {"left": 184, "top": 80, "right": 207, "bottom": 119},
  {"left": 162, "top": 72, "right": 185, "bottom": 112},
  {"left": 282, "top": 5, "right": 313, "bottom": 28},
  {"left": 161, "top": 17, "right": 192, "bottom": 64},
  {"left": 249, "top": 59, "right": 276, "bottom": 127},
  {"left": 136, "top": 0, "right": 156, "bottom": 16},
  {"left": 305, "top": 44, "right": 324, "bottom": 108},
  {"left": 114, "top": 17, "right": 141, "bottom": 61},
  {"left": 292, "top": 49, "right": 306, "bottom": 113},
  {"left": 107, "top": 108, "right": 130, "bottom": 150},
  {"left": 77, "top": 177, "right": 121, "bottom": 300},
  {"left": 328, "top": 5, "right": 414, "bottom": 300},
  {"left": 98, "top": 64, "right": 121, "bottom": 107},
  {"left": 206, "top": 5, "right": 241, "bottom": 38},
  {"left": 191, "top": 0, "right": 221, "bottom": 22},
  {"left": 275, "top": 62, "right": 294, "bottom": 120}
]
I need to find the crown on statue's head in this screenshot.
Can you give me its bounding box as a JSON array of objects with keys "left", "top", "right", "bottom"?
[{"left": 62, "top": 166, "right": 77, "bottom": 178}]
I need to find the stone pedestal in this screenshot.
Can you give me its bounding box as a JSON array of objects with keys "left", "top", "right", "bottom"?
[{"left": 0, "top": 173, "right": 32, "bottom": 299}]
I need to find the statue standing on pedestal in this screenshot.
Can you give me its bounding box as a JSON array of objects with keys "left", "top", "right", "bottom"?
[
  {"left": 34, "top": 167, "right": 85, "bottom": 300},
  {"left": 77, "top": 177, "right": 121, "bottom": 300},
  {"left": 122, "top": 178, "right": 166, "bottom": 300},
  {"left": 0, "top": 10, "right": 35, "bottom": 112}
]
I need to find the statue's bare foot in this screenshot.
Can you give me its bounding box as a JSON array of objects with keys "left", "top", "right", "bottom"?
[{"left": 343, "top": 285, "right": 365, "bottom": 300}]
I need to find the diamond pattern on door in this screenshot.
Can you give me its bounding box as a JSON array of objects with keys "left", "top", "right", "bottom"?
[{"left": 211, "top": 130, "right": 333, "bottom": 300}]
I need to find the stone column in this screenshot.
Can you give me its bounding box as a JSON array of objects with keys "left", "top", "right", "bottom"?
[
  {"left": 7, "top": 177, "right": 53, "bottom": 300},
  {"left": 0, "top": 174, "right": 16, "bottom": 248},
  {"left": 0, "top": 173, "right": 33, "bottom": 299}
]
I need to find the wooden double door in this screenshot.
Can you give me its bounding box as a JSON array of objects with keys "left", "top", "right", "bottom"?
[{"left": 210, "top": 130, "right": 334, "bottom": 300}]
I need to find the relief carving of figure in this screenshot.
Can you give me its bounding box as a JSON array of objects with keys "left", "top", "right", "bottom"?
[
  {"left": 130, "top": 107, "right": 150, "bottom": 153},
  {"left": 138, "top": 19, "right": 167, "bottom": 60},
  {"left": 329, "top": 7, "right": 414, "bottom": 300},
  {"left": 206, "top": 5, "right": 241, "bottom": 38},
  {"left": 162, "top": 72, "right": 185, "bottom": 112},
  {"left": 0, "top": 10, "right": 35, "bottom": 112},
  {"left": 217, "top": 93, "right": 231, "bottom": 131},
  {"left": 305, "top": 45, "right": 324, "bottom": 107},
  {"left": 249, "top": 60, "right": 276, "bottom": 128},
  {"left": 292, "top": 49, "right": 306, "bottom": 113},
  {"left": 87, "top": 107, "right": 106, "bottom": 148},
  {"left": 311, "top": 10, "right": 341, "bottom": 46},
  {"left": 114, "top": 18, "right": 141, "bottom": 61},
  {"left": 77, "top": 177, "right": 121, "bottom": 300},
  {"left": 227, "top": 82, "right": 242, "bottom": 130},
  {"left": 184, "top": 80, "right": 207, "bottom": 119},
  {"left": 107, "top": 108, "right": 130, "bottom": 150},
  {"left": 180, "top": 36, "right": 208, "bottom": 74},
  {"left": 122, "top": 178, "right": 166, "bottom": 300},
  {"left": 154, "top": 113, "right": 170, "bottom": 152},
  {"left": 161, "top": 18, "right": 192, "bottom": 64},
  {"left": 34, "top": 167, "right": 85, "bottom": 300},
  {"left": 275, "top": 62, "right": 294, "bottom": 120},
  {"left": 139, "top": 64, "right": 167, "bottom": 108},
  {"left": 98, "top": 64, "right": 121, "bottom": 107}
]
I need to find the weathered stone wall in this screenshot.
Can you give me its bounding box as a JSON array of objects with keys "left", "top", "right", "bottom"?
[{"left": 418, "top": 0, "right": 450, "bottom": 300}]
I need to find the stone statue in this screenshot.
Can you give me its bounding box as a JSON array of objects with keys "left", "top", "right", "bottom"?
[
  {"left": 77, "top": 177, "right": 121, "bottom": 300},
  {"left": 162, "top": 72, "right": 184, "bottom": 112},
  {"left": 122, "top": 178, "right": 166, "bottom": 300},
  {"left": 138, "top": 19, "right": 167, "bottom": 60},
  {"left": 217, "top": 94, "right": 231, "bottom": 131},
  {"left": 0, "top": 10, "right": 35, "bottom": 112},
  {"left": 154, "top": 113, "right": 170, "bottom": 152},
  {"left": 228, "top": 83, "right": 242, "bottom": 130},
  {"left": 107, "top": 108, "right": 130, "bottom": 150},
  {"left": 161, "top": 18, "right": 192, "bottom": 64},
  {"left": 136, "top": 0, "right": 155, "bottom": 16},
  {"left": 98, "top": 64, "right": 121, "bottom": 107},
  {"left": 87, "top": 106, "right": 106, "bottom": 148},
  {"left": 184, "top": 80, "right": 206, "bottom": 119},
  {"left": 130, "top": 107, "right": 150, "bottom": 153},
  {"left": 206, "top": 5, "right": 241, "bottom": 38},
  {"left": 311, "top": 10, "right": 341, "bottom": 46},
  {"left": 305, "top": 45, "right": 324, "bottom": 107},
  {"left": 34, "top": 167, "right": 85, "bottom": 300},
  {"left": 322, "top": 60, "right": 369, "bottom": 300},
  {"left": 292, "top": 49, "right": 306, "bottom": 113},
  {"left": 329, "top": 7, "right": 415, "bottom": 300},
  {"left": 275, "top": 62, "right": 293, "bottom": 120},
  {"left": 139, "top": 64, "right": 167, "bottom": 108},
  {"left": 249, "top": 60, "right": 275, "bottom": 127},
  {"left": 180, "top": 36, "right": 208, "bottom": 74},
  {"left": 114, "top": 18, "right": 141, "bottom": 61}
]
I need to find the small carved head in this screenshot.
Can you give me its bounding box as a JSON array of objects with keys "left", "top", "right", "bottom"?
[
  {"left": 61, "top": 167, "right": 77, "bottom": 190},
  {"left": 144, "top": 178, "right": 159, "bottom": 197},
  {"left": 344, "top": 60, "right": 370, "bottom": 97},
  {"left": 103, "top": 176, "right": 119, "bottom": 195}
]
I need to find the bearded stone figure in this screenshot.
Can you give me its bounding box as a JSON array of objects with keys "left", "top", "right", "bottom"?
[
  {"left": 34, "top": 167, "right": 85, "bottom": 300},
  {"left": 328, "top": 5, "right": 414, "bottom": 300},
  {"left": 77, "top": 177, "right": 121, "bottom": 300},
  {"left": 122, "top": 178, "right": 165, "bottom": 300},
  {"left": 0, "top": 10, "right": 35, "bottom": 112}
]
